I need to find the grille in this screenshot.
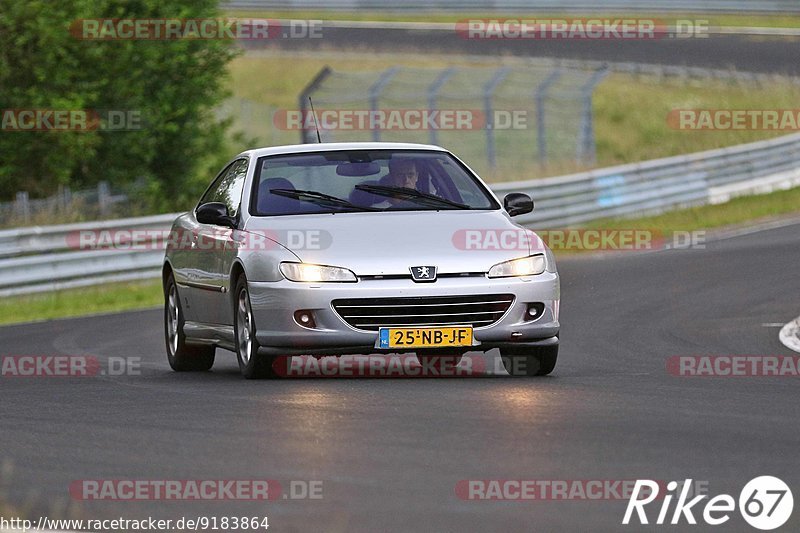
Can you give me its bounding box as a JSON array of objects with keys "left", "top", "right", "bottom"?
[
  {"left": 358, "top": 272, "right": 485, "bottom": 281},
  {"left": 331, "top": 294, "right": 515, "bottom": 331}
]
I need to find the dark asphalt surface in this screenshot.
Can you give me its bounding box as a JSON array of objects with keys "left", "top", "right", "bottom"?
[
  {"left": 1, "top": 221, "right": 799, "bottom": 532},
  {"left": 250, "top": 27, "right": 800, "bottom": 76}
]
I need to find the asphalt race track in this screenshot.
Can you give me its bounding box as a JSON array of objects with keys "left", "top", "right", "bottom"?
[
  {"left": 1, "top": 220, "right": 798, "bottom": 532},
  {"left": 250, "top": 26, "right": 800, "bottom": 76}
]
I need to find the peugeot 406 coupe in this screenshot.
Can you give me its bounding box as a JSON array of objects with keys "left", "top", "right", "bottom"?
[{"left": 163, "top": 142, "right": 560, "bottom": 378}]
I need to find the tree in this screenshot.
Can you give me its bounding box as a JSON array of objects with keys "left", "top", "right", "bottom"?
[{"left": 0, "top": 0, "right": 239, "bottom": 210}]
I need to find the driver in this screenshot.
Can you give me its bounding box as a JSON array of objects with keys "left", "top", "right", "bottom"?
[
  {"left": 372, "top": 159, "right": 421, "bottom": 208},
  {"left": 383, "top": 158, "right": 419, "bottom": 189}
]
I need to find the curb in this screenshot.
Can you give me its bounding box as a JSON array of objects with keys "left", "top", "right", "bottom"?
[{"left": 779, "top": 316, "right": 800, "bottom": 353}]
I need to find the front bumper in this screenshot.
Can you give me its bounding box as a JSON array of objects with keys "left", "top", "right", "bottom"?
[{"left": 249, "top": 273, "right": 560, "bottom": 356}]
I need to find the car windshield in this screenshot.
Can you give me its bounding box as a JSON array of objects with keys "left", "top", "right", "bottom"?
[{"left": 251, "top": 149, "right": 499, "bottom": 215}]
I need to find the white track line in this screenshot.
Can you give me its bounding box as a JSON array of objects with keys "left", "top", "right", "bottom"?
[{"left": 779, "top": 316, "right": 800, "bottom": 354}]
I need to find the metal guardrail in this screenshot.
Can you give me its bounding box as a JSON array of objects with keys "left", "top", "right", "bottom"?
[
  {"left": 495, "top": 132, "right": 800, "bottom": 228},
  {"left": 0, "top": 214, "right": 179, "bottom": 296},
  {"left": 2, "top": 132, "right": 799, "bottom": 296},
  {"left": 225, "top": 0, "right": 800, "bottom": 13}
]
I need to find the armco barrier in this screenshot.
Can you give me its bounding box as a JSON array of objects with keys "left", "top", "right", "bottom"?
[
  {"left": 495, "top": 132, "right": 800, "bottom": 227},
  {"left": 1, "top": 131, "right": 799, "bottom": 296},
  {"left": 0, "top": 213, "right": 179, "bottom": 296}
]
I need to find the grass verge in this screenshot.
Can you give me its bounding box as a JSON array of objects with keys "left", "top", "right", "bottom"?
[
  {"left": 0, "top": 280, "right": 162, "bottom": 326},
  {"left": 549, "top": 186, "right": 800, "bottom": 257},
  {"left": 580, "top": 185, "right": 800, "bottom": 235}
]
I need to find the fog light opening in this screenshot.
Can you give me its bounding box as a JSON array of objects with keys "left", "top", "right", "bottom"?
[
  {"left": 294, "top": 310, "right": 317, "bottom": 329},
  {"left": 526, "top": 303, "right": 545, "bottom": 321}
]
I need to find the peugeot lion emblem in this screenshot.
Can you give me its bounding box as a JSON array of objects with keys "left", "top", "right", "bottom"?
[{"left": 410, "top": 266, "right": 437, "bottom": 282}]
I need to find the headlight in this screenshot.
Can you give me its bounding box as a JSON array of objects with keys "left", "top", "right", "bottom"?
[
  {"left": 279, "top": 262, "right": 357, "bottom": 283},
  {"left": 487, "top": 255, "right": 546, "bottom": 278}
]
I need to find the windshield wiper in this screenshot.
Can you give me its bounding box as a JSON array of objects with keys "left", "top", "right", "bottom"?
[
  {"left": 269, "top": 189, "right": 379, "bottom": 212},
  {"left": 354, "top": 184, "right": 470, "bottom": 209}
]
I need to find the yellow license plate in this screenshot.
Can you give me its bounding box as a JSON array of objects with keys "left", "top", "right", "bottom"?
[{"left": 379, "top": 326, "right": 473, "bottom": 348}]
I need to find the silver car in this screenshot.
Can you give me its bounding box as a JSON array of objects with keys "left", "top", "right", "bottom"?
[{"left": 162, "top": 142, "right": 560, "bottom": 378}]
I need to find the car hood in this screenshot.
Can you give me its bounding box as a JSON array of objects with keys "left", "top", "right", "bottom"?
[{"left": 243, "top": 210, "right": 542, "bottom": 276}]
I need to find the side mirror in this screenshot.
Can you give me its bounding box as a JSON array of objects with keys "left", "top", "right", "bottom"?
[
  {"left": 196, "top": 202, "right": 235, "bottom": 227},
  {"left": 503, "top": 193, "right": 534, "bottom": 217}
]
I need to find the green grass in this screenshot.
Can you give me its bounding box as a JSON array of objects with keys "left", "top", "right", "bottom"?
[
  {"left": 546, "top": 185, "right": 800, "bottom": 257},
  {"left": 0, "top": 280, "right": 163, "bottom": 326},
  {"left": 223, "top": 10, "right": 800, "bottom": 29},
  {"left": 592, "top": 73, "right": 800, "bottom": 164},
  {"left": 580, "top": 184, "right": 800, "bottom": 235}
]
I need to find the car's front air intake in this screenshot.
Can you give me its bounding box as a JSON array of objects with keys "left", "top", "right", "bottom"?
[{"left": 331, "top": 294, "right": 515, "bottom": 331}]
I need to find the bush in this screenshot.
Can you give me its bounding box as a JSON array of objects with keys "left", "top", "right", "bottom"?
[{"left": 0, "top": 0, "right": 238, "bottom": 211}]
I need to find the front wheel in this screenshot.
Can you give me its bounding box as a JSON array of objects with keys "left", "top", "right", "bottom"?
[
  {"left": 501, "top": 345, "right": 558, "bottom": 377},
  {"left": 164, "top": 273, "right": 215, "bottom": 372},
  {"left": 234, "top": 276, "right": 278, "bottom": 379}
]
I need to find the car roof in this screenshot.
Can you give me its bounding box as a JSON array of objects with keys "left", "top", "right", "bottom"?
[{"left": 238, "top": 142, "right": 449, "bottom": 159}]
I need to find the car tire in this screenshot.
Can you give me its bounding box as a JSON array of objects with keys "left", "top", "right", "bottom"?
[
  {"left": 234, "top": 276, "right": 278, "bottom": 379},
  {"left": 500, "top": 345, "right": 558, "bottom": 377},
  {"left": 164, "top": 273, "right": 215, "bottom": 372}
]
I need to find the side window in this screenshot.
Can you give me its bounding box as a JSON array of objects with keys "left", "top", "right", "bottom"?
[{"left": 198, "top": 159, "right": 249, "bottom": 216}]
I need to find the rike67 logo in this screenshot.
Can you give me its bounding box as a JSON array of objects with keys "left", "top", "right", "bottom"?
[{"left": 623, "top": 476, "right": 793, "bottom": 530}]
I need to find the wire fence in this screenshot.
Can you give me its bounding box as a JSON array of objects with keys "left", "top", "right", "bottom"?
[
  {"left": 0, "top": 182, "right": 133, "bottom": 228},
  {"left": 293, "top": 64, "right": 608, "bottom": 179},
  {"left": 217, "top": 59, "right": 797, "bottom": 182},
  {"left": 8, "top": 59, "right": 791, "bottom": 228}
]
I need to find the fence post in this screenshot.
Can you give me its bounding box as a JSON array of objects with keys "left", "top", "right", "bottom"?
[
  {"left": 484, "top": 67, "right": 511, "bottom": 169},
  {"left": 98, "top": 181, "right": 111, "bottom": 216},
  {"left": 14, "top": 191, "right": 30, "bottom": 223},
  {"left": 57, "top": 185, "right": 72, "bottom": 212},
  {"left": 369, "top": 67, "right": 400, "bottom": 142},
  {"left": 534, "top": 68, "right": 562, "bottom": 167},
  {"left": 577, "top": 66, "right": 610, "bottom": 165},
  {"left": 271, "top": 105, "right": 280, "bottom": 146},
  {"left": 298, "top": 66, "right": 332, "bottom": 144},
  {"left": 427, "top": 67, "right": 456, "bottom": 146}
]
